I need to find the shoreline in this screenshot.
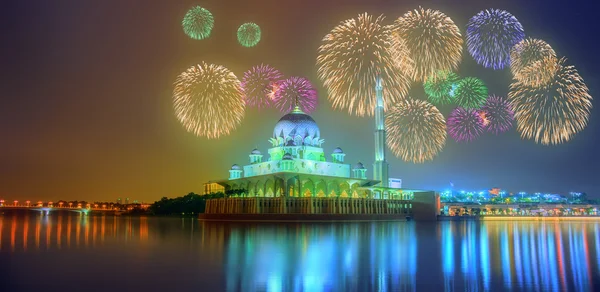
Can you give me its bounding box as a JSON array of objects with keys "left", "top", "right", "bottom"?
[{"left": 439, "top": 215, "right": 600, "bottom": 221}]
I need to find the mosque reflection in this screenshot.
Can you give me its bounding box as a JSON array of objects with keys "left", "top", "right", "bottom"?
[
  {"left": 2, "top": 213, "right": 600, "bottom": 291},
  {"left": 222, "top": 222, "right": 417, "bottom": 292}
]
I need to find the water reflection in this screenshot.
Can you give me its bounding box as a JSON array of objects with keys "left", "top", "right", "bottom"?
[
  {"left": 2, "top": 213, "right": 600, "bottom": 291},
  {"left": 439, "top": 221, "right": 600, "bottom": 291},
  {"left": 0, "top": 212, "right": 149, "bottom": 251},
  {"left": 223, "top": 223, "right": 417, "bottom": 292}
]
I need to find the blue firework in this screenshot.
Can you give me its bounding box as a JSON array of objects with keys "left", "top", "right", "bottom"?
[{"left": 466, "top": 9, "right": 525, "bottom": 70}]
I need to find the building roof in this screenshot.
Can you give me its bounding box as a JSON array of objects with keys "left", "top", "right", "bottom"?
[
  {"left": 273, "top": 106, "right": 320, "bottom": 143},
  {"left": 353, "top": 162, "right": 365, "bottom": 170}
]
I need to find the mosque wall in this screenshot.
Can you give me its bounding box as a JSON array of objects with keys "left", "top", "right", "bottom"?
[{"left": 243, "top": 160, "right": 350, "bottom": 178}]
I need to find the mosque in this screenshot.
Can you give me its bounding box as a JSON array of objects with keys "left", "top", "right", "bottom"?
[{"left": 202, "top": 78, "right": 439, "bottom": 221}]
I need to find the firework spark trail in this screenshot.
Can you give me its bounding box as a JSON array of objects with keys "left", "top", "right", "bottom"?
[
  {"left": 241, "top": 64, "right": 283, "bottom": 109},
  {"left": 273, "top": 76, "right": 318, "bottom": 114},
  {"left": 317, "top": 13, "right": 411, "bottom": 116},
  {"left": 510, "top": 38, "right": 558, "bottom": 87},
  {"left": 455, "top": 77, "right": 488, "bottom": 109},
  {"left": 424, "top": 71, "right": 460, "bottom": 105},
  {"left": 466, "top": 9, "right": 525, "bottom": 69},
  {"left": 481, "top": 95, "right": 514, "bottom": 134},
  {"left": 182, "top": 6, "right": 214, "bottom": 40},
  {"left": 508, "top": 57, "right": 592, "bottom": 145},
  {"left": 386, "top": 99, "right": 447, "bottom": 163},
  {"left": 448, "top": 107, "right": 485, "bottom": 142},
  {"left": 173, "top": 63, "right": 244, "bottom": 139},
  {"left": 238, "top": 23, "right": 261, "bottom": 47},
  {"left": 393, "top": 7, "right": 463, "bottom": 82}
]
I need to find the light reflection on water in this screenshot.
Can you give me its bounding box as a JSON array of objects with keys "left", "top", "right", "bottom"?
[{"left": 1, "top": 213, "right": 600, "bottom": 291}]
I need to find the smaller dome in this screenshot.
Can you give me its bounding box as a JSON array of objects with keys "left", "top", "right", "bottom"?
[
  {"left": 333, "top": 147, "right": 344, "bottom": 154},
  {"left": 251, "top": 149, "right": 261, "bottom": 155},
  {"left": 353, "top": 162, "right": 365, "bottom": 170},
  {"left": 282, "top": 153, "right": 293, "bottom": 160},
  {"left": 231, "top": 164, "right": 242, "bottom": 170}
]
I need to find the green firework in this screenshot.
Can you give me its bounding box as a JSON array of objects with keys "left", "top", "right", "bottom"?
[
  {"left": 423, "top": 71, "right": 460, "bottom": 105},
  {"left": 237, "top": 23, "right": 261, "bottom": 47},
  {"left": 182, "top": 6, "right": 214, "bottom": 40},
  {"left": 455, "top": 77, "right": 488, "bottom": 108}
]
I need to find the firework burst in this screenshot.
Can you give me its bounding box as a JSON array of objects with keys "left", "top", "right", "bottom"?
[
  {"left": 316, "top": 13, "right": 411, "bottom": 116},
  {"left": 386, "top": 99, "right": 446, "bottom": 163},
  {"left": 510, "top": 38, "right": 558, "bottom": 86},
  {"left": 508, "top": 57, "right": 592, "bottom": 145},
  {"left": 423, "top": 71, "right": 460, "bottom": 105},
  {"left": 389, "top": 29, "right": 416, "bottom": 78},
  {"left": 237, "top": 23, "right": 261, "bottom": 47},
  {"left": 273, "top": 76, "right": 318, "bottom": 114},
  {"left": 173, "top": 62, "right": 244, "bottom": 139},
  {"left": 455, "top": 77, "right": 488, "bottom": 109},
  {"left": 241, "top": 64, "right": 283, "bottom": 109},
  {"left": 466, "top": 9, "right": 525, "bottom": 69},
  {"left": 393, "top": 7, "right": 463, "bottom": 82},
  {"left": 182, "top": 6, "right": 214, "bottom": 40},
  {"left": 447, "top": 107, "right": 485, "bottom": 142},
  {"left": 480, "top": 95, "right": 514, "bottom": 134}
]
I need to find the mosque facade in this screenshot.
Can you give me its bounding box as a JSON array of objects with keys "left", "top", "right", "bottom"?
[
  {"left": 202, "top": 78, "right": 439, "bottom": 220},
  {"left": 211, "top": 106, "right": 411, "bottom": 200}
]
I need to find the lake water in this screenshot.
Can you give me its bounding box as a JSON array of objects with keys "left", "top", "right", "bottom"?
[{"left": 1, "top": 213, "right": 599, "bottom": 292}]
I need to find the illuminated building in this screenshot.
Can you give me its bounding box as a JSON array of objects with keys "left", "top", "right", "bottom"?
[
  {"left": 202, "top": 78, "right": 438, "bottom": 220},
  {"left": 203, "top": 182, "right": 225, "bottom": 195}
]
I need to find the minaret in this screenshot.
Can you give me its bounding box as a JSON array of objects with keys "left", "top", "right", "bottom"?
[{"left": 373, "top": 75, "right": 389, "bottom": 187}]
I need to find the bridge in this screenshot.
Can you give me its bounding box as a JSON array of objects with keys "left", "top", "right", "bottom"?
[{"left": 0, "top": 203, "right": 125, "bottom": 215}]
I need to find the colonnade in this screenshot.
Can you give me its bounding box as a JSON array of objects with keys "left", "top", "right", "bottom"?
[{"left": 205, "top": 197, "right": 413, "bottom": 215}]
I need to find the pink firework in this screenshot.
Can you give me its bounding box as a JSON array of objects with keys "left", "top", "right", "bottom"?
[
  {"left": 447, "top": 107, "right": 485, "bottom": 142},
  {"left": 480, "top": 95, "right": 514, "bottom": 134},
  {"left": 273, "top": 76, "right": 318, "bottom": 113},
  {"left": 241, "top": 64, "right": 283, "bottom": 109}
]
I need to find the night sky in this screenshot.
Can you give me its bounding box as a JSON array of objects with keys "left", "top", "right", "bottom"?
[{"left": 1, "top": 0, "right": 599, "bottom": 203}]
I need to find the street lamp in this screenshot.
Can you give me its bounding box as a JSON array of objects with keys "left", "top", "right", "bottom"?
[
  {"left": 26, "top": 200, "right": 31, "bottom": 207},
  {"left": 59, "top": 202, "right": 64, "bottom": 208},
  {"left": 68, "top": 202, "right": 73, "bottom": 208},
  {"left": 37, "top": 201, "right": 43, "bottom": 207},
  {"left": 0, "top": 199, "right": 4, "bottom": 206},
  {"left": 14, "top": 200, "right": 18, "bottom": 206}
]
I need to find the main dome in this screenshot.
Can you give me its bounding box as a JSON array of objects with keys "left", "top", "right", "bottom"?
[{"left": 273, "top": 106, "right": 321, "bottom": 142}]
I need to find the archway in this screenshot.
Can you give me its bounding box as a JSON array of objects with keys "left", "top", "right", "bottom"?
[
  {"left": 302, "top": 179, "right": 314, "bottom": 197},
  {"left": 327, "top": 181, "right": 338, "bottom": 197},
  {"left": 339, "top": 182, "right": 350, "bottom": 198},
  {"left": 350, "top": 183, "right": 360, "bottom": 198},
  {"left": 316, "top": 180, "right": 327, "bottom": 197},
  {"left": 265, "top": 179, "right": 275, "bottom": 197},
  {"left": 255, "top": 180, "right": 265, "bottom": 197},
  {"left": 287, "top": 177, "right": 299, "bottom": 197}
]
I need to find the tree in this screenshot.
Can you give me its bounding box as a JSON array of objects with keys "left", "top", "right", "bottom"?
[{"left": 149, "top": 190, "right": 245, "bottom": 216}]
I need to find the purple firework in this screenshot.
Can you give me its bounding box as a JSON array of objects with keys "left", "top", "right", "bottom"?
[
  {"left": 447, "top": 107, "right": 485, "bottom": 142},
  {"left": 241, "top": 64, "right": 283, "bottom": 109},
  {"left": 480, "top": 95, "right": 514, "bottom": 134},
  {"left": 466, "top": 9, "right": 525, "bottom": 70},
  {"left": 273, "top": 76, "right": 318, "bottom": 114}
]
